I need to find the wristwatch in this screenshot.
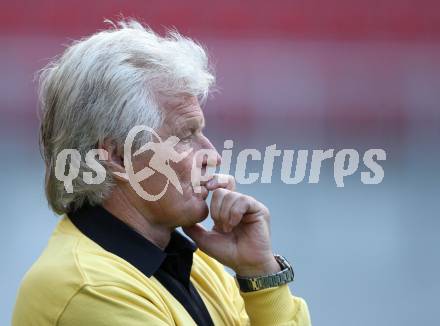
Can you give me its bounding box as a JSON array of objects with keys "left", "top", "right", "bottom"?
[{"left": 236, "top": 255, "right": 294, "bottom": 292}]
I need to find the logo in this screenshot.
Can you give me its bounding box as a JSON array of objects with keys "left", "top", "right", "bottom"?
[
  {"left": 54, "top": 125, "right": 387, "bottom": 201},
  {"left": 117, "top": 125, "right": 192, "bottom": 201}
]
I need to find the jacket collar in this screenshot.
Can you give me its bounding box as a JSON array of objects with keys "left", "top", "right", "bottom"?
[{"left": 68, "top": 204, "right": 197, "bottom": 278}]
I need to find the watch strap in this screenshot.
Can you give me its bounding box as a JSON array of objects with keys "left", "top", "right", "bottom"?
[{"left": 236, "top": 255, "right": 294, "bottom": 292}]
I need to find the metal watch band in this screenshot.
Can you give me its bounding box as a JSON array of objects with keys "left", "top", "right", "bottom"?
[{"left": 236, "top": 255, "right": 294, "bottom": 292}]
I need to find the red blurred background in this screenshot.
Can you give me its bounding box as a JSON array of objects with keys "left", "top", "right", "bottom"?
[
  {"left": 2, "top": 0, "right": 439, "bottom": 127},
  {"left": 2, "top": 2, "right": 440, "bottom": 326}
]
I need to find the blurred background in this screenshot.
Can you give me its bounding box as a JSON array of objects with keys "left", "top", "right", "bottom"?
[{"left": 1, "top": 1, "right": 439, "bottom": 325}]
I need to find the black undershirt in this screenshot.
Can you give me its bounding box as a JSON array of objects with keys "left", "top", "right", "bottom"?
[{"left": 69, "top": 204, "right": 214, "bottom": 326}]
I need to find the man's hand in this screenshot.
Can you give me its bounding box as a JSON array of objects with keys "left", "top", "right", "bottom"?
[{"left": 183, "top": 175, "right": 280, "bottom": 277}]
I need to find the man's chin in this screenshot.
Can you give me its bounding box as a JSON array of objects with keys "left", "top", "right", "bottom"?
[{"left": 180, "top": 201, "right": 209, "bottom": 227}]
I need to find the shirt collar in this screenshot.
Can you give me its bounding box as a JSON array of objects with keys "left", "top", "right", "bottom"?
[{"left": 68, "top": 204, "right": 197, "bottom": 278}]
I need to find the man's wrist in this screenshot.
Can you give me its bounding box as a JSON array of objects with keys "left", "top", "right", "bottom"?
[{"left": 234, "top": 256, "right": 281, "bottom": 277}]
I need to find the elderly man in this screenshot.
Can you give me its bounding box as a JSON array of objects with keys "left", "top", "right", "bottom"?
[{"left": 13, "top": 21, "right": 311, "bottom": 325}]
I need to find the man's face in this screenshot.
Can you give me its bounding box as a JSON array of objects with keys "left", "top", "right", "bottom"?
[{"left": 130, "top": 95, "right": 220, "bottom": 228}]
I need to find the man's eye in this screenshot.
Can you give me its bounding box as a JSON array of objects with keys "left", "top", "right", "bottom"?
[{"left": 180, "top": 135, "right": 192, "bottom": 142}]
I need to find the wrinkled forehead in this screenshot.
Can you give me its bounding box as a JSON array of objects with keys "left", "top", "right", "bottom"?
[
  {"left": 159, "top": 93, "right": 205, "bottom": 132},
  {"left": 158, "top": 93, "right": 199, "bottom": 111}
]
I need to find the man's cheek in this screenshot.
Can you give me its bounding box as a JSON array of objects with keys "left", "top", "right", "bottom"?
[
  {"left": 173, "top": 156, "right": 194, "bottom": 181},
  {"left": 139, "top": 173, "right": 165, "bottom": 194}
]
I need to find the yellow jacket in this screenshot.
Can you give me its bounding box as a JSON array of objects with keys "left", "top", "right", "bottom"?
[{"left": 13, "top": 217, "right": 311, "bottom": 325}]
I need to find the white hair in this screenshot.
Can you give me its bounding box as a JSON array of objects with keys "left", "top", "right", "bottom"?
[{"left": 39, "top": 19, "right": 215, "bottom": 214}]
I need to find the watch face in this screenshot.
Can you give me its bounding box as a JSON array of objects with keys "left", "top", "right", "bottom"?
[{"left": 274, "top": 254, "right": 291, "bottom": 270}]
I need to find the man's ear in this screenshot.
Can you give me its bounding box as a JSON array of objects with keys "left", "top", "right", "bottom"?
[{"left": 99, "top": 139, "right": 129, "bottom": 182}]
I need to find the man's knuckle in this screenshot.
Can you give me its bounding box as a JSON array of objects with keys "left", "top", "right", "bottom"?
[
  {"left": 224, "top": 191, "right": 236, "bottom": 201},
  {"left": 212, "top": 188, "right": 226, "bottom": 198},
  {"left": 261, "top": 204, "right": 269, "bottom": 214},
  {"left": 219, "top": 188, "right": 229, "bottom": 195},
  {"left": 230, "top": 206, "right": 242, "bottom": 218}
]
